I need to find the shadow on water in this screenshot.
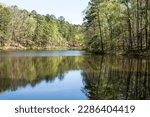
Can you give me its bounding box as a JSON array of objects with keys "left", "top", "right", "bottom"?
[
  {"left": 81, "top": 55, "right": 150, "bottom": 100},
  {"left": 0, "top": 50, "right": 150, "bottom": 100}
]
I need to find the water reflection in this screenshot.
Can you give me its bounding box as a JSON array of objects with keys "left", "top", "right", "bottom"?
[
  {"left": 0, "top": 56, "right": 82, "bottom": 94},
  {"left": 81, "top": 55, "right": 150, "bottom": 100},
  {"left": 0, "top": 51, "right": 150, "bottom": 100}
]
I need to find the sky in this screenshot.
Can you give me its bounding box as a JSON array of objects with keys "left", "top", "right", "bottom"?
[{"left": 0, "top": 0, "right": 89, "bottom": 24}]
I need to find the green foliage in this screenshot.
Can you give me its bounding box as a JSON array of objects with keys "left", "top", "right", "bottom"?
[
  {"left": 84, "top": 0, "right": 150, "bottom": 53},
  {"left": 0, "top": 4, "right": 11, "bottom": 46},
  {"left": 0, "top": 4, "right": 84, "bottom": 49}
]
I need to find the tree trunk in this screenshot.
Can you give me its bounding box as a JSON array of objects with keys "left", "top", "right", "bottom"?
[
  {"left": 105, "top": 13, "right": 113, "bottom": 50},
  {"left": 97, "top": 9, "right": 104, "bottom": 53},
  {"left": 137, "top": 0, "right": 140, "bottom": 49},
  {"left": 139, "top": 0, "right": 143, "bottom": 50},
  {"left": 126, "top": 4, "right": 133, "bottom": 50},
  {"left": 145, "top": 0, "right": 148, "bottom": 49}
]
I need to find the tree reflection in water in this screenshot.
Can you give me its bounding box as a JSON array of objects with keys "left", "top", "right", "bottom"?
[
  {"left": 0, "top": 56, "right": 82, "bottom": 93},
  {"left": 0, "top": 54, "right": 150, "bottom": 100},
  {"left": 81, "top": 55, "right": 150, "bottom": 100}
]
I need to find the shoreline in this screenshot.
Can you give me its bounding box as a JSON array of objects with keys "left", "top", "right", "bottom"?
[
  {"left": 1, "top": 46, "right": 150, "bottom": 58},
  {"left": 86, "top": 49, "right": 150, "bottom": 57},
  {"left": 0, "top": 46, "right": 82, "bottom": 51}
]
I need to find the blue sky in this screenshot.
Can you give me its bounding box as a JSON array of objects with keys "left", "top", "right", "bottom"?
[{"left": 0, "top": 0, "right": 89, "bottom": 24}]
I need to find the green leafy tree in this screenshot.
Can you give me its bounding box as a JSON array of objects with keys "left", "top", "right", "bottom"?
[{"left": 0, "top": 4, "right": 11, "bottom": 46}]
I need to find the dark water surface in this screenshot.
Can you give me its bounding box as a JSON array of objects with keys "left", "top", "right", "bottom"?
[{"left": 0, "top": 50, "right": 150, "bottom": 100}]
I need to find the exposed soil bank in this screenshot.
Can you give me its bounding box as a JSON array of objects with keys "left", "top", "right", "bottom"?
[
  {"left": 0, "top": 42, "right": 82, "bottom": 51},
  {"left": 0, "top": 46, "right": 81, "bottom": 51}
]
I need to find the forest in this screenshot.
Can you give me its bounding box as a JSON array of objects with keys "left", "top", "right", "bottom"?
[
  {"left": 83, "top": 0, "right": 150, "bottom": 55},
  {"left": 0, "top": 3, "right": 84, "bottom": 49},
  {"left": 0, "top": 0, "right": 150, "bottom": 56}
]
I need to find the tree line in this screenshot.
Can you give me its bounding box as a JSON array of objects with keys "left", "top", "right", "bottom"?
[
  {"left": 1, "top": 1, "right": 150, "bottom": 54},
  {"left": 83, "top": 0, "right": 150, "bottom": 54},
  {"left": 0, "top": 4, "right": 84, "bottom": 49}
]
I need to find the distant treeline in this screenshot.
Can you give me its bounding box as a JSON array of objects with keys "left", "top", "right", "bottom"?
[
  {"left": 0, "top": 4, "right": 84, "bottom": 49},
  {"left": 83, "top": 0, "right": 150, "bottom": 54},
  {"left": 1, "top": 0, "right": 150, "bottom": 54}
]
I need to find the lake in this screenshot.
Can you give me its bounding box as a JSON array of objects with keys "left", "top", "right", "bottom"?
[{"left": 0, "top": 50, "right": 150, "bottom": 100}]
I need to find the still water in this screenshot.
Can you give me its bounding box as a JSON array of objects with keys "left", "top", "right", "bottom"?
[{"left": 0, "top": 50, "right": 150, "bottom": 100}]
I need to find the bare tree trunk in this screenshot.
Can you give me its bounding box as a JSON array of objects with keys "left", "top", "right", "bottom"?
[
  {"left": 139, "top": 0, "right": 143, "bottom": 50},
  {"left": 105, "top": 13, "right": 113, "bottom": 50},
  {"left": 126, "top": 4, "right": 133, "bottom": 50},
  {"left": 97, "top": 9, "right": 104, "bottom": 53},
  {"left": 137, "top": 0, "right": 140, "bottom": 49},
  {"left": 145, "top": 0, "right": 148, "bottom": 49}
]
